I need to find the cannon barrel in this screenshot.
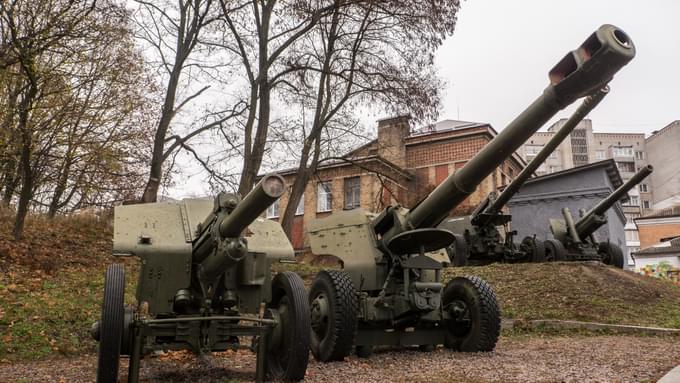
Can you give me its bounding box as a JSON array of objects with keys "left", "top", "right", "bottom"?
[
  {"left": 219, "top": 174, "right": 285, "bottom": 237},
  {"left": 575, "top": 165, "right": 652, "bottom": 238},
  {"left": 192, "top": 174, "right": 285, "bottom": 281},
  {"left": 488, "top": 87, "right": 610, "bottom": 215},
  {"left": 389, "top": 25, "right": 635, "bottom": 243}
]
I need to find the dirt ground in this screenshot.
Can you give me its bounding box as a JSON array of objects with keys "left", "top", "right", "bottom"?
[{"left": 1, "top": 335, "right": 678, "bottom": 383}]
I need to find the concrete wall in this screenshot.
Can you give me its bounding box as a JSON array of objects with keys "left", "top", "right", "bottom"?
[
  {"left": 646, "top": 121, "right": 680, "bottom": 209},
  {"left": 507, "top": 163, "right": 627, "bottom": 260}
]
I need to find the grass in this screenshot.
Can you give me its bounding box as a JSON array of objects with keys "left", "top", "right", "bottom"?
[
  {"left": 1, "top": 212, "right": 679, "bottom": 362},
  {"left": 445, "top": 261, "right": 680, "bottom": 329}
]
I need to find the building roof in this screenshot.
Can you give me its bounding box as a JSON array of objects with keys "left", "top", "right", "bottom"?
[
  {"left": 637, "top": 205, "right": 680, "bottom": 221},
  {"left": 518, "top": 159, "right": 626, "bottom": 201},
  {"left": 413, "top": 119, "right": 488, "bottom": 135},
  {"left": 633, "top": 237, "right": 680, "bottom": 256}
]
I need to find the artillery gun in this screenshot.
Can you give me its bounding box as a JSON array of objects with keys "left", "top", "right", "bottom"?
[
  {"left": 91, "top": 174, "right": 310, "bottom": 383},
  {"left": 441, "top": 86, "right": 612, "bottom": 266},
  {"left": 306, "top": 25, "right": 636, "bottom": 361},
  {"left": 546, "top": 165, "right": 653, "bottom": 268}
]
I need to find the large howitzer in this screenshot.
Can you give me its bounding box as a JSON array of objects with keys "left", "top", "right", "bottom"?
[
  {"left": 546, "top": 165, "right": 653, "bottom": 268},
  {"left": 92, "top": 174, "right": 310, "bottom": 383},
  {"left": 306, "top": 24, "right": 636, "bottom": 361},
  {"left": 441, "top": 86, "right": 612, "bottom": 265}
]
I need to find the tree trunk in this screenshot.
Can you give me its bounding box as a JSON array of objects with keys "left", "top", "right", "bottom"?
[{"left": 141, "top": 68, "right": 181, "bottom": 203}]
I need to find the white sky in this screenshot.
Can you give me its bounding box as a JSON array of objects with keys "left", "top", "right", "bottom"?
[{"left": 433, "top": 0, "right": 680, "bottom": 135}]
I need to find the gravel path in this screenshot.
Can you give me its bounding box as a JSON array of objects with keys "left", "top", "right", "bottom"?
[{"left": 1, "top": 335, "right": 678, "bottom": 382}]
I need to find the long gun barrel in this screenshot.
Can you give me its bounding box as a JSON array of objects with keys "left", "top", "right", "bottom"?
[
  {"left": 381, "top": 24, "right": 635, "bottom": 246},
  {"left": 574, "top": 165, "right": 652, "bottom": 239},
  {"left": 486, "top": 86, "right": 611, "bottom": 216},
  {"left": 193, "top": 174, "right": 285, "bottom": 282}
]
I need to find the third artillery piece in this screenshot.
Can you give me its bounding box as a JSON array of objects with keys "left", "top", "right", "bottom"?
[
  {"left": 440, "top": 86, "right": 612, "bottom": 266},
  {"left": 545, "top": 165, "right": 653, "bottom": 268},
  {"left": 305, "top": 24, "right": 636, "bottom": 362}
]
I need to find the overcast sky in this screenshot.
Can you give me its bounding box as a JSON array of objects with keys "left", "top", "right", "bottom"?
[{"left": 432, "top": 0, "right": 680, "bottom": 136}]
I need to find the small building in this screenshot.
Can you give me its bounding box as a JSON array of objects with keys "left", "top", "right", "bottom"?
[
  {"left": 268, "top": 116, "right": 526, "bottom": 250},
  {"left": 634, "top": 206, "right": 680, "bottom": 249},
  {"left": 506, "top": 159, "right": 629, "bottom": 265},
  {"left": 632, "top": 237, "right": 680, "bottom": 272}
]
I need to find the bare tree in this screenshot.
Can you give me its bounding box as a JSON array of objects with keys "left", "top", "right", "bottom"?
[
  {"left": 134, "top": 0, "right": 245, "bottom": 203},
  {"left": 278, "top": 0, "right": 460, "bottom": 236},
  {"left": 216, "top": 0, "right": 339, "bottom": 196}
]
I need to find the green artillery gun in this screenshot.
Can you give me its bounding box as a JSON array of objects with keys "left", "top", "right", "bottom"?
[
  {"left": 305, "top": 25, "right": 636, "bottom": 361},
  {"left": 545, "top": 165, "right": 653, "bottom": 268},
  {"left": 441, "top": 86, "right": 613, "bottom": 266},
  {"left": 91, "top": 174, "right": 310, "bottom": 383}
]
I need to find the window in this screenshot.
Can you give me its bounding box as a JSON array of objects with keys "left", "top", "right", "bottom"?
[
  {"left": 266, "top": 199, "right": 280, "bottom": 218},
  {"left": 549, "top": 165, "right": 562, "bottom": 173},
  {"left": 635, "top": 151, "right": 645, "bottom": 160},
  {"left": 639, "top": 183, "right": 648, "bottom": 193},
  {"left": 343, "top": 177, "right": 361, "bottom": 210},
  {"left": 317, "top": 181, "right": 333, "bottom": 212},
  {"left": 595, "top": 150, "right": 606, "bottom": 160},
  {"left": 643, "top": 200, "right": 651, "bottom": 209},
  {"left": 612, "top": 146, "right": 634, "bottom": 157},
  {"left": 625, "top": 230, "right": 639, "bottom": 242},
  {"left": 626, "top": 195, "right": 640, "bottom": 206},
  {"left": 295, "top": 195, "right": 305, "bottom": 215},
  {"left": 616, "top": 162, "right": 635, "bottom": 173}
]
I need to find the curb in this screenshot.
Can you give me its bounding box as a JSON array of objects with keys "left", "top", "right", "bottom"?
[
  {"left": 501, "top": 319, "right": 680, "bottom": 336},
  {"left": 658, "top": 365, "right": 680, "bottom": 383}
]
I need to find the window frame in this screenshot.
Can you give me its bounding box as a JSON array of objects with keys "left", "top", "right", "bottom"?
[
  {"left": 317, "top": 181, "right": 333, "bottom": 213},
  {"left": 266, "top": 199, "right": 280, "bottom": 219},
  {"left": 343, "top": 176, "right": 361, "bottom": 210}
]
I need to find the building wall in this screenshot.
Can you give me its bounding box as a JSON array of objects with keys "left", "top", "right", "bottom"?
[
  {"left": 646, "top": 121, "right": 680, "bottom": 209},
  {"left": 635, "top": 215, "right": 680, "bottom": 249},
  {"left": 507, "top": 163, "right": 628, "bottom": 265},
  {"left": 269, "top": 117, "right": 525, "bottom": 250},
  {"left": 634, "top": 254, "right": 680, "bottom": 271}
]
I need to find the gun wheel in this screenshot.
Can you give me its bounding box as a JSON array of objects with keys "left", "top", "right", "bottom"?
[
  {"left": 598, "top": 242, "right": 624, "bottom": 268},
  {"left": 443, "top": 276, "right": 500, "bottom": 352},
  {"left": 447, "top": 233, "right": 470, "bottom": 266},
  {"left": 520, "top": 236, "right": 546, "bottom": 262},
  {"left": 309, "top": 270, "right": 358, "bottom": 362},
  {"left": 544, "top": 239, "right": 567, "bottom": 262},
  {"left": 267, "top": 271, "right": 310, "bottom": 381},
  {"left": 96, "top": 264, "right": 125, "bottom": 383}
]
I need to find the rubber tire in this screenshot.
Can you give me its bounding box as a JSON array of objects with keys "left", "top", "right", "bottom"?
[
  {"left": 418, "top": 344, "right": 436, "bottom": 352},
  {"left": 521, "top": 236, "right": 546, "bottom": 263},
  {"left": 447, "top": 233, "right": 470, "bottom": 266},
  {"left": 267, "top": 272, "right": 311, "bottom": 381},
  {"left": 598, "top": 242, "right": 625, "bottom": 268},
  {"left": 543, "top": 239, "right": 567, "bottom": 262},
  {"left": 309, "top": 270, "right": 358, "bottom": 362},
  {"left": 443, "top": 276, "right": 500, "bottom": 352},
  {"left": 96, "top": 264, "right": 125, "bottom": 383},
  {"left": 355, "top": 345, "right": 373, "bottom": 358}
]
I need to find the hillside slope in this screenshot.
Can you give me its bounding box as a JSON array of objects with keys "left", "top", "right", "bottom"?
[{"left": 446, "top": 261, "right": 680, "bottom": 329}]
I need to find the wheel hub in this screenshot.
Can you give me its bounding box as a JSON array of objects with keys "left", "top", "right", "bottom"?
[{"left": 310, "top": 293, "right": 330, "bottom": 336}]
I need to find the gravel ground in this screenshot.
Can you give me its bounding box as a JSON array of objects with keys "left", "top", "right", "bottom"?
[{"left": 1, "top": 335, "right": 678, "bottom": 383}]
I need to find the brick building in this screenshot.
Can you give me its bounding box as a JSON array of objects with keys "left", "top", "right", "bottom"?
[{"left": 267, "top": 116, "right": 526, "bottom": 250}]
